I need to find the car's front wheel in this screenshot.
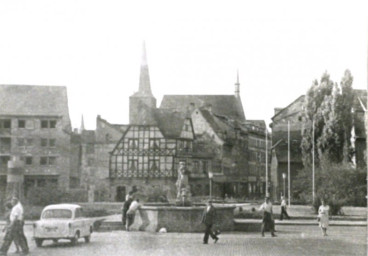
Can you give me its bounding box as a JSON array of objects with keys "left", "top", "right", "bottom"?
[
  {"left": 84, "top": 235, "right": 91, "bottom": 243},
  {"left": 70, "top": 232, "right": 79, "bottom": 245},
  {"left": 35, "top": 238, "right": 43, "bottom": 247}
]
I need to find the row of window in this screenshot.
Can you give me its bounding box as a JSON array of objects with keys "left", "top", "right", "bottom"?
[
  {"left": 249, "top": 151, "right": 266, "bottom": 163},
  {"left": 192, "top": 160, "right": 208, "bottom": 173},
  {"left": 0, "top": 156, "right": 57, "bottom": 166},
  {"left": 0, "top": 119, "right": 57, "bottom": 129},
  {"left": 0, "top": 137, "right": 57, "bottom": 148},
  {"left": 249, "top": 138, "right": 266, "bottom": 148},
  {"left": 19, "top": 138, "right": 56, "bottom": 147},
  {"left": 111, "top": 156, "right": 209, "bottom": 174},
  {"left": 124, "top": 138, "right": 192, "bottom": 151},
  {"left": 24, "top": 156, "right": 57, "bottom": 166}
]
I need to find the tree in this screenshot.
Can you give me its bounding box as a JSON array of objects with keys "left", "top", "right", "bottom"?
[
  {"left": 294, "top": 161, "right": 367, "bottom": 213},
  {"left": 296, "top": 70, "right": 363, "bottom": 211},
  {"left": 301, "top": 70, "right": 354, "bottom": 166}
]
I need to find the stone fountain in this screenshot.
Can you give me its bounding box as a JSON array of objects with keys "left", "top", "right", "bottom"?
[{"left": 127, "top": 162, "right": 236, "bottom": 233}]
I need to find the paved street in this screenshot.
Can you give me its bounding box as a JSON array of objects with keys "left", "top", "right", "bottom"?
[{"left": 0, "top": 225, "right": 366, "bottom": 256}]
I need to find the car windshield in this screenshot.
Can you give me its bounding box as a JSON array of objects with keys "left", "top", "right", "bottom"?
[{"left": 42, "top": 209, "right": 72, "bottom": 219}]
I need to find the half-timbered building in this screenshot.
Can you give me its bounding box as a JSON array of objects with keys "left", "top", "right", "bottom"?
[{"left": 108, "top": 44, "right": 212, "bottom": 201}]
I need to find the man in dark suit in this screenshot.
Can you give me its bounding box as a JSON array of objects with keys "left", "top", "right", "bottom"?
[{"left": 201, "top": 200, "right": 219, "bottom": 244}]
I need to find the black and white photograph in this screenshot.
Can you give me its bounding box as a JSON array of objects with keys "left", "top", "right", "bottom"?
[{"left": 0, "top": 1, "right": 367, "bottom": 255}]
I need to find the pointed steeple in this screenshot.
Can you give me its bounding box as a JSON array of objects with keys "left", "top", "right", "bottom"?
[
  {"left": 138, "top": 41, "right": 153, "bottom": 96},
  {"left": 129, "top": 42, "right": 157, "bottom": 125},
  {"left": 80, "top": 115, "right": 85, "bottom": 134},
  {"left": 235, "top": 70, "right": 240, "bottom": 98}
]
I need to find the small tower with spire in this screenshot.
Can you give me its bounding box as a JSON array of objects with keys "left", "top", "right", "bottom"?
[
  {"left": 129, "top": 42, "right": 157, "bottom": 124},
  {"left": 79, "top": 114, "right": 85, "bottom": 134},
  {"left": 234, "top": 70, "right": 246, "bottom": 120},
  {"left": 235, "top": 70, "right": 240, "bottom": 98}
]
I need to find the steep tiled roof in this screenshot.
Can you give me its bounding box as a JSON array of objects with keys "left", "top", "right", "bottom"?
[
  {"left": 153, "top": 109, "right": 188, "bottom": 138},
  {"left": 271, "top": 95, "right": 305, "bottom": 122},
  {"left": 199, "top": 109, "right": 236, "bottom": 139},
  {"left": 160, "top": 95, "right": 245, "bottom": 122}
]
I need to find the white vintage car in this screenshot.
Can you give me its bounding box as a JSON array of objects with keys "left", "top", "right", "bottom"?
[{"left": 33, "top": 204, "right": 94, "bottom": 247}]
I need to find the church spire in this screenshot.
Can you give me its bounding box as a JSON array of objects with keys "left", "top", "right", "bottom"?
[
  {"left": 138, "top": 41, "right": 153, "bottom": 96},
  {"left": 235, "top": 70, "right": 240, "bottom": 98},
  {"left": 79, "top": 114, "right": 85, "bottom": 134}
]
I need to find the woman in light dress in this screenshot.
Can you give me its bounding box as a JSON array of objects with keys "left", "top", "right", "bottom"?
[{"left": 317, "top": 199, "right": 329, "bottom": 236}]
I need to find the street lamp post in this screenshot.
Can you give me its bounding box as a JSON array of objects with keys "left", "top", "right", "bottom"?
[
  {"left": 282, "top": 173, "right": 286, "bottom": 198},
  {"left": 208, "top": 171, "right": 213, "bottom": 200}
]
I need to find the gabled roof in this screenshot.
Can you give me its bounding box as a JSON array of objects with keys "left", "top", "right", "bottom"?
[
  {"left": 97, "top": 116, "right": 128, "bottom": 133},
  {"left": 0, "top": 85, "right": 70, "bottom": 119},
  {"left": 160, "top": 94, "right": 246, "bottom": 122},
  {"left": 199, "top": 109, "right": 236, "bottom": 139},
  {"left": 271, "top": 95, "right": 305, "bottom": 122},
  {"left": 153, "top": 109, "right": 189, "bottom": 139}
]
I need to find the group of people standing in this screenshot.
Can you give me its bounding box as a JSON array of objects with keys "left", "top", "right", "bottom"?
[{"left": 0, "top": 197, "right": 29, "bottom": 256}]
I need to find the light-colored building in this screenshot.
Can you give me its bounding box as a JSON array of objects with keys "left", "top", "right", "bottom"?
[{"left": 0, "top": 85, "right": 73, "bottom": 200}]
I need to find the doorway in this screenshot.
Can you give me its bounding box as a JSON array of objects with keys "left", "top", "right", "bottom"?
[{"left": 116, "top": 186, "right": 126, "bottom": 202}]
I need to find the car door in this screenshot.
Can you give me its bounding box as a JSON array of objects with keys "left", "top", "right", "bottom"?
[{"left": 74, "top": 207, "right": 85, "bottom": 236}]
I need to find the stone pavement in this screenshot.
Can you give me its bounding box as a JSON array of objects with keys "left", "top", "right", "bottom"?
[{"left": 1, "top": 224, "right": 365, "bottom": 256}]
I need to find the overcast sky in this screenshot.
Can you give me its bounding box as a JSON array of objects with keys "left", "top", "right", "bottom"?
[{"left": 0, "top": 0, "right": 367, "bottom": 129}]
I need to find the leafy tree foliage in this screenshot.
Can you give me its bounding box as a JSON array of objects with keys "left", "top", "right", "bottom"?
[
  {"left": 293, "top": 161, "right": 367, "bottom": 212},
  {"left": 301, "top": 70, "right": 354, "bottom": 166},
  {"left": 296, "top": 70, "right": 365, "bottom": 211}
]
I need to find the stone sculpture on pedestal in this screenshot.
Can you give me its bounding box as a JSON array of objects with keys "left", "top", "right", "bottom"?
[{"left": 175, "top": 161, "right": 191, "bottom": 206}]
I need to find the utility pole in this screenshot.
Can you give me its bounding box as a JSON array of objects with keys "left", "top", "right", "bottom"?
[
  {"left": 288, "top": 121, "right": 291, "bottom": 207},
  {"left": 265, "top": 128, "right": 268, "bottom": 196},
  {"left": 312, "top": 118, "right": 315, "bottom": 204}
]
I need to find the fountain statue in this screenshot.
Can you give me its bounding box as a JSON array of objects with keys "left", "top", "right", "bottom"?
[{"left": 175, "top": 161, "right": 191, "bottom": 205}]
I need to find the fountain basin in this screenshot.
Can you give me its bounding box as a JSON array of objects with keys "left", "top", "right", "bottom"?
[{"left": 129, "top": 205, "right": 235, "bottom": 232}]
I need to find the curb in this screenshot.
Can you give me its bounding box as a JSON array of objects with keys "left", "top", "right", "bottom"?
[{"left": 234, "top": 219, "right": 367, "bottom": 227}]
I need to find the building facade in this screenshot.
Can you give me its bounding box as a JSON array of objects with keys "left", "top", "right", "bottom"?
[
  {"left": 0, "top": 85, "right": 73, "bottom": 201},
  {"left": 161, "top": 76, "right": 270, "bottom": 199}
]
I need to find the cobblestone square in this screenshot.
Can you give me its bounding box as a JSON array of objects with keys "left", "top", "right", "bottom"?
[{"left": 2, "top": 224, "right": 364, "bottom": 256}]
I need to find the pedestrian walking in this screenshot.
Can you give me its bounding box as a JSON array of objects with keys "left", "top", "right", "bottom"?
[
  {"left": 201, "top": 200, "right": 219, "bottom": 244},
  {"left": 317, "top": 199, "right": 329, "bottom": 236},
  {"left": 259, "top": 197, "right": 276, "bottom": 237},
  {"left": 0, "top": 197, "right": 29, "bottom": 255},
  {"left": 1, "top": 202, "right": 20, "bottom": 254},
  {"left": 121, "top": 196, "right": 133, "bottom": 226},
  {"left": 280, "top": 196, "right": 290, "bottom": 220},
  {"left": 126, "top": 198, "right": 141, "bottom": 231}
]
